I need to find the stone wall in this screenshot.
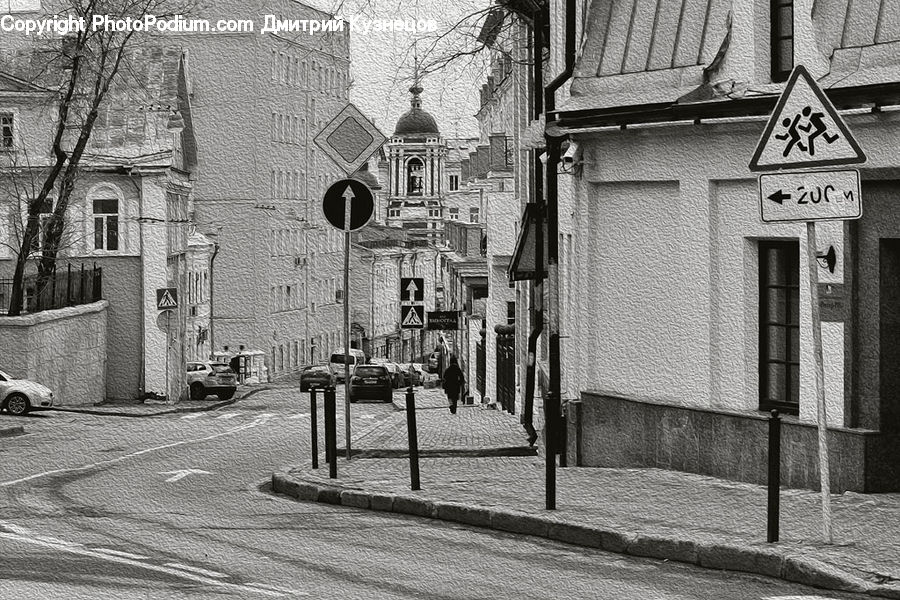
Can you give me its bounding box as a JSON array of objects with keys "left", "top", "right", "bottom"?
[
  {"left": 0, "top": 301, "right": 107, "bottom": 406},
  {"left": 568, "top": 392, "right": 900, "bottom": 493}
]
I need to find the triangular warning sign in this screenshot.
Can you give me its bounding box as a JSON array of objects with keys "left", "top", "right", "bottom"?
[
  {"left": 749, "top": 65, "right": 866, "bottom": 172},
  {"left": 401, "top": 306, "right": 423, "bottom": 327},
  {"left": 157, "top": 290, "right": 177, "bottom": 309}
]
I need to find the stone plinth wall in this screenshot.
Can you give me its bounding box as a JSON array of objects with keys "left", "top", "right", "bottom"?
[{"left": 0, "top": 301, "right": 107, "bottom": 406}]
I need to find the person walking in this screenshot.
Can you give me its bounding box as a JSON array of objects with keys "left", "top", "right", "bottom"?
[{"left": 442, "top": 356, "right": 465, "bottom": 414}]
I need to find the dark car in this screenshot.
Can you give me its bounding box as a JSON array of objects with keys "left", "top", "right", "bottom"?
[
  {"left": 300, "top": 365, "right": 333, "bottom": 392},
  {"left": 348, "top": 365, "right": 392, "bottom": 403}
]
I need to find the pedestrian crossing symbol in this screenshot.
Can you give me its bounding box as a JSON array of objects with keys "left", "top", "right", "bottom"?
[
  {"left": 156, "top": 287, "right": 178, "bottom": 310},
  {"left": 749, "top": 65, "right": 866, "bottom": 172},
  {"left": 401, "top": 304, "right": 424, "bottom": 329}
]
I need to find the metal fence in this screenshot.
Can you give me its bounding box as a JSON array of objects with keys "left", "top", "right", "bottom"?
[{"left": 0, "top": 263, "right": 102, "bottom": 315}]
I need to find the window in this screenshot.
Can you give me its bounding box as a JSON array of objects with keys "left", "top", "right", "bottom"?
[
  {"left": 759, "top": 240, "right": 800, "bottom": 413},
  {"left": 1, "top": 114, "right": 13, "bottom": 150},
  {"left": 406, "top": 157, "right": 424, "bottom": 196},
  {"left": 469, "top": 207, "right": 480, "bottom": 223},
  {"left": 507, "top": 301, "right": 515, "bottom": 325},
  {"left": 388, "top": 207, "right": 401, "bottom": 218},
  {"left": 93, "top": 197, "right": 118, "bottom": 250},
  {"left": 771, "top": 0, "right": 794, "bottom": 82},
  {"left": 428, "top": 208, "right": 441, "bottom": 218},
  {"left": 448, "top": 208, "right": 459, "bottom": 221},
  {"left": 449, "top": 174, "right": 459, "bottom": 191},
  {"left": 29, "top": 197, "right": 53, "bottom": 252}
]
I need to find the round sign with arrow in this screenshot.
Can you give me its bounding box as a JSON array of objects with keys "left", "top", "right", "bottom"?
[{"left": 322, "top": 178, "right": 375, "bottom": 231}]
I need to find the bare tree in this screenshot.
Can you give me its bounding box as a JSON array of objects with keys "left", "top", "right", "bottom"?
[{"left": 4, "top": 0, "right": 192, "bottom": 316}]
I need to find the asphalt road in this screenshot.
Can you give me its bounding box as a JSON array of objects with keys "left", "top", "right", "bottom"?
[{"left": 0, "top": 386, "right": 865, "bottom": 599}]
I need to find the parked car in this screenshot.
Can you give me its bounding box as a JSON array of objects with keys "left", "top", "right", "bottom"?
[
  {"left": 399, "top": 363, "right": 426, "bottom": 386},
  {"left": 186, "top": 361, "right": 237, "bottom": 401},
  {"left": 368, "top": 358, "right": 403, "bottom": 388},
  {"left": 0, "top": 368, "right": 54, "bottom": 416},
  {"left": 300, "top": 365, "right": 333, "bottom": 391},
  {"left": 348, "top": 365, "right": 392, "bottom": 403},
  {"left": 329, "top": 349, "right": 366, "bottom": 383}
]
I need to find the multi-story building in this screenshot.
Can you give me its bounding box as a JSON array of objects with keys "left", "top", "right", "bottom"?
[
  {"left": 538, "top": 0, "right": 900, "bottom": 492},
  {"left": 0, "top": 44, "right": 206, "bottom": 403},
  {"left": 181, "top": 0, "right": 351, "bottom": 376}
]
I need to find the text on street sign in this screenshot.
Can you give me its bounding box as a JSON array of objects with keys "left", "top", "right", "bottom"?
[{"left": 758, "top": 169, "right": 861, "bottom": 223}]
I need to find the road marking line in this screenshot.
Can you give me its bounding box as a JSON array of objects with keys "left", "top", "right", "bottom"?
[
  {"left": 180, "top": 413, "right": 203, "bottom": 419},
  {"left": 215, "top": 412, "right": 240, "bottom": 420},
  {"left": 0, "top": 527, "right": 286, "bottom": 597},
  {"left": 286, "top": 413, "right": 309, "bottom": 419},
  {"left": 92, "top": 548, "right": 151, "bottom": 560},
  {"left": 163, "top": 562, "right": 229, "bottom": 579},
  {"left": 0, "top": 414, "right": 272, "bottom": 488},
  {"left": 245, "top": 582, "right": 306, "bottom": 595}
]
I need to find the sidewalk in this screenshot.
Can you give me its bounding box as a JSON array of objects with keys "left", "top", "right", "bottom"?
[
  {"left": 274, "top": 387, "right": 900, "bottom": 599},
  {"left": 46, "top": 384, "right": 269, "bottom": 417}
]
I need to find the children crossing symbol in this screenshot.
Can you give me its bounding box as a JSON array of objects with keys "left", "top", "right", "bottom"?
[{"left": 749, "top": 65, "right": 866, "bottom": 171}]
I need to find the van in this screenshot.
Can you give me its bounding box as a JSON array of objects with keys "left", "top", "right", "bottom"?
[{"left": 329, "top": 349, "right": 366, "bottom": 383}]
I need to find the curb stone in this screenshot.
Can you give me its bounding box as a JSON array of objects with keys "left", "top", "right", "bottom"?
[
  {"left": 627, "top": 534, "right": 699, "bottom": 564},
  {"left": 697, "top": 541, "right": 783, "bottom": 578},
  {"left": 48, "top": 386, "right": 263, "bottom": 418},
  {"left": 269, "top": 473, "right": 885, "bottom": 597}
]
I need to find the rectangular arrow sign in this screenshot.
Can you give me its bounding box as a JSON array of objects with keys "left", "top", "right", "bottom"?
[
  {"left": 400, "top": 277, "right": 424, "bottom": 302},
  {"left": 758, "top": 169, "right": 861, "bottom": 223}
]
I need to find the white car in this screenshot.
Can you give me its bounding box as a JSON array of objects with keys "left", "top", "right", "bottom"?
[{"left": 0, "top": 368, "right": 54, "bottom": 416}]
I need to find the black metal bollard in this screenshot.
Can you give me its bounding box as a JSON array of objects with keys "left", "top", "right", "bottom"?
[
  {"left": 545, "top": 391, "right": 558, "bottom": 510},
  {"left": 405, "top": 386, "right": 421, "bottom": 491},
  {"left": 325, "top": 386, "right": 337, "bottom": 479},
  {"left": 767, "top": 409, "right": 781, "bottom": 543},
  {"left": 310, "top": 388, "right": 319, "bottom": 470}
]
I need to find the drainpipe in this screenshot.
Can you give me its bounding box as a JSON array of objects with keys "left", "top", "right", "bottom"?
[
  {"left": 544, "top": 0, "right": 577, "bottom": 468},
  {"left": 522, "top": 3, "right": 546, "bottom": 448}
]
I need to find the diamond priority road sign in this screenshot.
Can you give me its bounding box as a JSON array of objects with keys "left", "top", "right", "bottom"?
[
  {"left": 314, "top": 103, "right": 387, "bottom": 176},
  {"left": 758, "top": 169, "right": 861, "bottom": 223}
]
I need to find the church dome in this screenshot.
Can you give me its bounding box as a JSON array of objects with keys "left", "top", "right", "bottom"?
[{"left": 393, "top": 84, "right": 439, "bottom": 136}]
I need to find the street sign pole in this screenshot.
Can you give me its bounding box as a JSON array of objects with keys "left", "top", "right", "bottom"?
[
  {"left": 806, "top": 221, "right": 833, "bottom": 543},
  {"left": 343, "top": 188, "right": 352, "bottom": 460}
]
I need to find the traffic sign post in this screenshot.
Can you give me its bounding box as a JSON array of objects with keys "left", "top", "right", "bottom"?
[
  {"left": 400, "top": 277, "right": 424, "bottom": 302},
  {"left": 314, "top": 103, "right": 387, "bottom": 176},
  {"left": 401, "top": 305, "right": 425, "bottom": 329},
  {"left": 322, "top": 179, "right": 376, "bottom": 461},
  {"left": 750, "top": 64, "right": 868, "bottom": 545}
]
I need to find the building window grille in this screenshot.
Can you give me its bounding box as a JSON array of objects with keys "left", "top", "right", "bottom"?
[{"left": 759, "top": 240, "right": 800, "bottom": 413}]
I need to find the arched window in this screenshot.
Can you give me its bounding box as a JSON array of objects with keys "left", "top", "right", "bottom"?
[{"left": 406, "top": 157, "right": 424, "bottom": 196}]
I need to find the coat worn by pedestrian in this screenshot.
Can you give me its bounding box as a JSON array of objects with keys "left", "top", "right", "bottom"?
[{"left": 442, "top": 363, "right": 465, "bottom": 414}]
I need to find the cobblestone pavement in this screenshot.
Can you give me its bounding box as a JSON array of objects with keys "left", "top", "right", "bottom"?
[{"left": 278, "top": 386, "right": 900, "bottom": 598}]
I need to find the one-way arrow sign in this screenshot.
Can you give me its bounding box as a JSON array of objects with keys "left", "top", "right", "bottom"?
[{"left": 400, "top": 277, "right": 424, "bottom": 302}]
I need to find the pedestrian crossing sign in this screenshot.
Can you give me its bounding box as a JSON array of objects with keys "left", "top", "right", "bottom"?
[
  {"left": 156, "top": 287, "right": 178, "bottom": 310},
  {"left": 401, "top": 304, "right": 424, "bottom": 329},
  {"left": 749, "top": 65, "right": 866, "bottom": 172}
]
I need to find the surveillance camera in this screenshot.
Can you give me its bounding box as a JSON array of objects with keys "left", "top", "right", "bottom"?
[{"left": 562, "top": 141, "right": 580, "bottom": 163}]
